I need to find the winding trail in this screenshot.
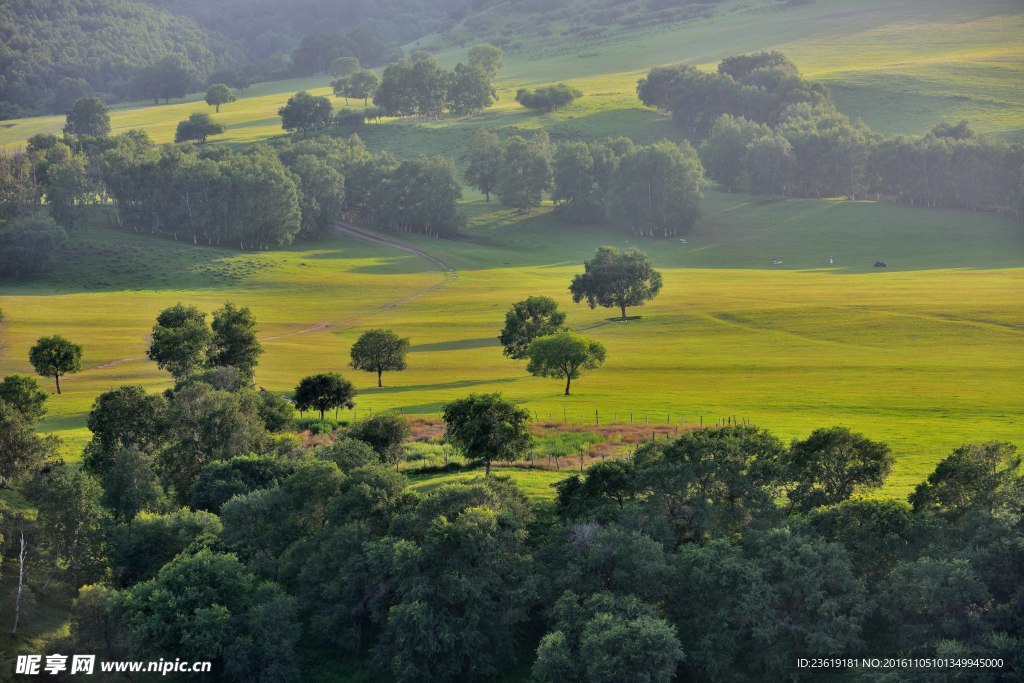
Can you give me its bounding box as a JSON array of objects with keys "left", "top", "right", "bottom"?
[{"left": 86, "top": 222, "right": 457, "bottom": 373}]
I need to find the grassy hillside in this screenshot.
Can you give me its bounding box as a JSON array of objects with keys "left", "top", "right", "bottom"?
[
  {"left": 2, "top": 190, "right": 1021, "bottom": 498},
  {"left": 1, "top": 0, "right": 1021, "bottom": 151}
]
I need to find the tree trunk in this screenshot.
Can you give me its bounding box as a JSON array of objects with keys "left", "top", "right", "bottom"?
[
  {"left": 55, "top": 374, "right": 61, "bottom": 395},
  {"left": 485, "top": 459, "right": 491, "bottom": 476},
  {"left": 377, "top": 370, "right": 383, "bottom": 388},
  {"left": 620, "top": 304, "right": 627, "bottom": 320},
  {"left": 12, "top": 529, "right": 27, "bottom": 635},
  {"left": 564, "top": 376, "right": 571, "bottom": 395}
]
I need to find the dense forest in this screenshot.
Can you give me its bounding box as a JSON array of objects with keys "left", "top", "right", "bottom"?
[{"left": 0, "top": 0, "right": 484, "bottom": 117}]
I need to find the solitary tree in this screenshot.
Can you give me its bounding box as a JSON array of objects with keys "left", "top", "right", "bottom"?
[
  {"left": 442, "top": 393, "right": 532, "bottom": 475},
  {"left": 499, "top": 296, "right": 567, "bottom": 359},
  {"left": 350, "top": 329, "right": 410, "bottom": 387},
  {"left": 279, "top": 91, "right": 333, "bottom": 134},
  {"left": 174, "top": 113, "right": 225, "bottom": 145},
  {"left": 63, "top": 97, "right": 110, "bottom": 137},
  {"left": 293, "top": 373, "right": 355, "bottom": 420},
  {"left": 569, "top": 246, "right": 663, "bottom": 320},
  {"left": 29, "top": 335, "right": 83, "bottom": 394},
  {"left": 209, "top": 302, "right": 263, "bottom": 380},
  {"left": 0, "top": 375, "right": 48, "bottom": 423},
  {"left": 463, "top": 128, "right": 502, "bottom": 202},
  {"left": 204, "top": 84, "right": 236, "bottom": 113},
  {"left": 526, "top": 331, "right": 606, "bottom": 395},
  {"left": 147, "top": 303, "right": 213, "bottom": 379}
]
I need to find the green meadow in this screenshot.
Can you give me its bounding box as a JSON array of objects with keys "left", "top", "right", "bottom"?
[
  {"left": 0, "top": 0, "right": 1022, "bottom": 501},
  {"left": 2, "top": 188, "right": 1021, "bottom": 498}
]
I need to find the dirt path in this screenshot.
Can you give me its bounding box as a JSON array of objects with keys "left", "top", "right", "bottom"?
[{"left": 86, "top": 223, "right": 457, "bottom": 372}]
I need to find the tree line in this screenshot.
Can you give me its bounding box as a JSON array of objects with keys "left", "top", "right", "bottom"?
[
  {"left": 463, "top": 129, "right": 705, "bottom": 234},
  {"left": 0, "top": 124, "right": 465, "bottom": 277},
  {"left": 640, "top": 51, "right": 1024, "bottom": 216}
]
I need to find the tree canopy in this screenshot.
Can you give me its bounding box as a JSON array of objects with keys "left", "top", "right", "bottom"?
[
  {"left": 526, "top": 331, "right": 607, "bottom": 396},
  {"left": 350, "top": 329, "right": 410, "bottom": 387},
  {"left": 569, "top": 246, "right": 663, "bottom": 320},
  {"left": 29, "top": 335, "right": 83, "bottom": 394}
]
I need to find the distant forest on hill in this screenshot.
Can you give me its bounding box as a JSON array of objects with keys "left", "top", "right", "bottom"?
[{"left": 0, "top": 0, "right": 490, "bottom": 118}]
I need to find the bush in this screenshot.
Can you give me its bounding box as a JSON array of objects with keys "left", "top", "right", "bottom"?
[{"left": 515, "top": 84, "right": 582, "bottom": 112}]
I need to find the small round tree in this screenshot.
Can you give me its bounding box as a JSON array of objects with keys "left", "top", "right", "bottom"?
[
  {"left": 349, "top": 412, "right": 411, "bottom": 468},
  {"left": 350, "top": 329, "right": 410, "bottom": 387},
  {"left": 569, "top": 246, "right": 663, "bottom": 320},
  {"left": 785, "top": 427, "right": 893, "bottom": 512},
  {"left": 442, "top": 393, "right": 532, "bottom": 475},
  {"left": 63, "top": 96, "right": 110, "bottom": 137},
  {"left": 293, "top": 373, "right": 355, "bottom": 421},
  {"left": 204, "top": 84, "right": 236, "bottom": 113},
  {"left": 499, "top": 295, "right": 567, "bottom": 359},
  {"left": 174, "top": 113, "right": 225, "bottom": 145},
  {"left": 28, "top": 335, "right": 83, "bottom": 394},
  {"left": 526, "top": 330, "right": 606, "bottom": 396}
]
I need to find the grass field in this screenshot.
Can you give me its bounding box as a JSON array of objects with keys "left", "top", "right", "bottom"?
[
  {"left": 1, "top": 0, "right": 1021, "bottom": 152},
  {"left": 1, "top": 189, "right": 1021, "bottom": 499}
]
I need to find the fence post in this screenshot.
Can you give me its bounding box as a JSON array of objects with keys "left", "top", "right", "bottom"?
[{"left": 595, "top": 409, "right": 599, "bottom": 425}]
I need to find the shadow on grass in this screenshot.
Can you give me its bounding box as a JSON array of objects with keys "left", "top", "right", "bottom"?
[
  {"left": 409, "top": 337, "right": 500, "bottom": 352},
  {"left": 362, "top": 377, "right": 516, "bottom": 395}
]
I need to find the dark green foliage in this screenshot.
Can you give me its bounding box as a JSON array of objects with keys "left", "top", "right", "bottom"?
[
  {"left": 610, "top": 140, "right": 704, "bottom": 236},
  {"left": 220, "top": 459, "right": 345, "bottom": 577},
  {"left": 0, "top": 0, "right": 217, "bottom": 116},
  {"left": 209, "top": 302, "right": 262, "bottom": 380},
  {"left": 190, "top": 454, "right": 294, "bottom": 513},
  {"left": 0, "top": 374, "right": 48, "bottom": 423},
  {"left": 515, "top": 83, "right": 582, "bottom": 112},
  {"left": 526, "top": 330, "right": 607, "bottom": 396},
  {"left": 496, "top": 133, "right": 552, "bottom": 212},
  {"left": 257, "top": 391, "right": 293, "bottom": 432},
  {"left": 317, "top": 436, "right": 380, "bottom": 472},
  {"left": 533, "top": 591, "right": 683, "bottom": 683},
  {"left": 0, "top": 398, "right": 59, "bottom": 487},
  {"left": 147, "top": 303, "right": 213, "bottom": 379},
  {"left": 447, "top": 63, "right": 496, "bottom": 115},
  {"left": 785, "top": 426, "right": 894, "bottom": 511},
  {"left": 910, "top": 441, "right": 1023, "bottom": 520},
  {"left": 120, "top": 549, "right": 301, "bottom": 681},
  {"left": 24, "top": 462, "right": 110, "bottom": 586},
  {"left": 0, "top": 213, "right": 68, "bottom": 278},
  {"left": 83, "top": 384, "right": 167, "bottom": 476},
  {"left": 29, "top": 334, "right": 83, "bottom": 394},
  {"left": 349, "top": 413, "right": 411, "bottom": 466},
  {"left": 463, "top": 128, "right": 502, "bottom": 202},
  {"left": 699, "top": 114, "right": 771, "bottom": 191},
  {"left": 102, "top": 140, "right": 302, "bottom": 248},
  {"left": 499, "top": 295, "right": 567, "bottom": 360},
  {"left": 279, "top": 91, "right": 333, "bottom": 134},
  {"left": 376, "top": 504, "right": 536, "bottom": 681},
  {"left": 159, "top": 382, "right": 269, "bottom": 499},
  {"left": 110, "top": 507, "right": 221, "bottom": 585},
  {"left": 442, "top": 393, "right": 533, "bottom": 475},
  {"left": 174, "top": 112, "right": 225, "bottom": 144},
  {"left": 64, "top": 97, "right": 111, "bottom": 137},
  {"left": 294, "top": 372, "right": 356, "bottom": 420},
  {"left": 130, "top": 54, "right": 199, "bottom": 105},
  {"left": 468, "top": 43, "right": 503, "bottom": 77},
  {"left": 350, "top": 329, "right": 410, "bottom": 387},
  {"left": 100, "top": 447, "right": 166, "bottom": 522},
  {"left": 569, "top": 245, "right": 663, "bottom": 320}
]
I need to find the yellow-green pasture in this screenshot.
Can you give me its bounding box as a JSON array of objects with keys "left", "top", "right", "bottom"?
[
  {"left": 1, "top": 190, "right": 1021, "bottom": 499},
  {"left": 1, "top": 0, "right": 1021, "bottom": 152}
]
